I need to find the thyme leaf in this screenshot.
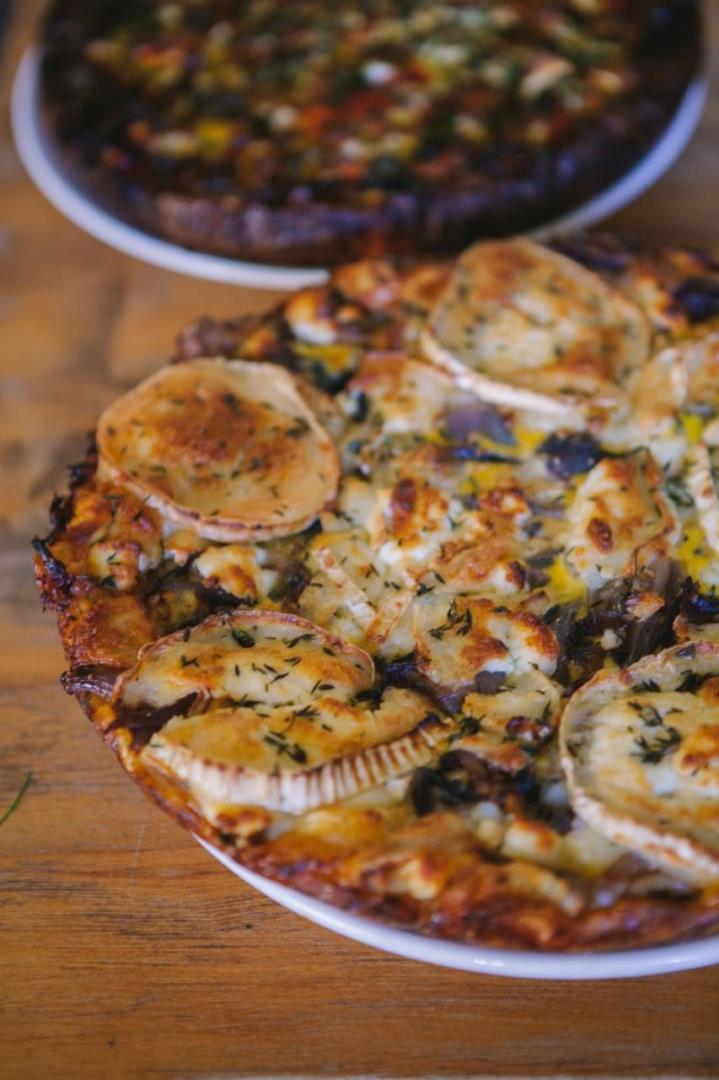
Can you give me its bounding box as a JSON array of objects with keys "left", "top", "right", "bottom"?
[
  {"left": 633, "top": 727, "right": 681, "bottom": 764},
  {"left": 263, "top": 731, "right": 307, "bottom": 764},
  {"left": 0, "top": 771, "right": 32, "bottom": 828}
]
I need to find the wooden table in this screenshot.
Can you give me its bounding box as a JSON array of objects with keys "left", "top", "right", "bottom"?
[{"left": 2, "top": 4, "right": 719, "bottom": 1077}]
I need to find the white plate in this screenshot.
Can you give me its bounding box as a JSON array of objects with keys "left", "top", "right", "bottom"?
[
  {"left": 197, "top": 837, "right": 719, "bottom": 979},
  {"left": 13, "top": 47, "right": 708, "bottom": 292}
]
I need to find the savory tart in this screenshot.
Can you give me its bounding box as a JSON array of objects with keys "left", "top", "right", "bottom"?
[
  {"left": 40, "top": 0, "right": 701, "bottom": 266},
  {"left": 36, "top": 233, "right": 719, "bottom": 951}
]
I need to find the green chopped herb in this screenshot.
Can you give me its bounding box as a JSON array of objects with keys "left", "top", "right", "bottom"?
[
  {"left": 429, "top": 598, "right": 472, "bottom": 640},
  {"left": 231, "top": 628, "right": 255, "bottom": 649},
  {"left": 268, "top": 670, "right": 289, "bottom": 684},
  {"left": 263, "top": 731, "right": 307, "bottom": 764},
  {"left": 633, "top": 727, "right": 681, "bottom": 764},
  {"left": 231, "top": 695, "right": 262, "bottom": 709},
  {"left": 311, "top": 680, "right": 335, "bottom": 694},
  {"left": 0, "top": 771, "right": 32, "bottom": 828},
  {"left": 677, "top": 671, "right": 709, "bottom": 693},
  {"left": 628, "top": 700, "right": 662, "bottom": 726},
  {"left": 634, "top": 679, "right": 660, "bottom": 693},
  {"left": 294, "top": 704, "right": 319, "bottom": 720}
]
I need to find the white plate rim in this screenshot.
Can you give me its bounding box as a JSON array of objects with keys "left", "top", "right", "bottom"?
[
  {"left": 13, "top": 46, "right": 708, "bottom": 292},
  {"left": 11, "top": 48, "right": 326, "bottom": 291},
  {"left": 197, "top": 837, "right": 719, "bottom": 979}
]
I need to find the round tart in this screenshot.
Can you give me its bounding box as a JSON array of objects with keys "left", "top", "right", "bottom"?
[
  {"left": 36, "top": 233, "right": 719, "bottom": 952},
  {"left": 40, "top": 0, "right": 701, "bottom": 265}
]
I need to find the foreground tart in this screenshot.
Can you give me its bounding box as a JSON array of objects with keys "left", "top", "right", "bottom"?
[
  {"left": 40, "top": 0, "right": 701, "bottom": 266},
  {"left": 36, "top": 233, "right": 719, "bottom": 951}
]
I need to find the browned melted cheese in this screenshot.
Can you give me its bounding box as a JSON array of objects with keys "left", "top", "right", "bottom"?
[
  {"left": 566, "top": 451, "right": 680, "bottom": 588},
  {"left": 414, "top": 593, "right": 559, "bottom": 690},
  {"left": 422, "top": 239, "right": 649, "bottom": 416},
  {"left": 561, "top": 643, "right": 719, "bottom": 885},
  {"left": 114, "top": 610, "right": 447, "bottom": 815},
  {"left": 97, "top": 359, "right": 339, "bottom": 541}
]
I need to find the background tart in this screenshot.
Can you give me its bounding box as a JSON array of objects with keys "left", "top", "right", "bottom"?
[{"left": 40, "top": 0, "right": 701, "bottom": 265}]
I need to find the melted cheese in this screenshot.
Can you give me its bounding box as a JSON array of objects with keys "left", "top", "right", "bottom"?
[
  {"left": 422, "top": 238, "right": 649, "bottom": 415},
  {"left": 452, "top": 671, "right": 561, "bottom": 773},
  {"left": 686, "top": 444, "right": 719, "bottom": 559},
  {"left": 114, "top": 610, "right": 447, "bottom": 815},
  {"left": 565, "top": 452, "right": 679, "bottom": 588},
  {"left": 414, "top": 593, "right": 558, "bottom": 690},
  {"left": 97, "top": 358, "right": 339, "bottom": 541},
  {"left": 192, "top": 543, "right": 277, "bottom": 601},
  {"left": 343, "top": 353, "right": 456, "bottom": 438},
  {"left": 560, "top": 643, "right": 719, "bottom": 885}
]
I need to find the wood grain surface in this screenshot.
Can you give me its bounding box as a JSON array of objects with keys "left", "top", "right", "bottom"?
[{"left": 2, "top": 4, "right": 719, "bottom": 1078}]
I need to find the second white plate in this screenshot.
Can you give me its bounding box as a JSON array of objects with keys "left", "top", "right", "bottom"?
[{"left": 13, "top": 47, "right": 708, "bottom": 291}]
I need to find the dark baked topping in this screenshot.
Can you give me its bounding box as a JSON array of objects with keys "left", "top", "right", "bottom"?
[{"left": 41, "top": 0, "right": 701, "bottom": 263}]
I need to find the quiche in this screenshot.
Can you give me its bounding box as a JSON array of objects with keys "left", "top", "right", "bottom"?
[
  {"left": 39, "top": 0, "right": 701, "bottom": 266},
  {"left": 35, "top": 234, "right": 719, "bottom": 952}
]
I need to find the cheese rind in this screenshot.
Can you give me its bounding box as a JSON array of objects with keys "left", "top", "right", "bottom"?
[
  {"left": 421, "top": 238, "right": 650, "bottom": 417},
  {"left": 97, "top": 358, "right": 340, "bottom": 541},
  {"left": 560, "top": 643, "right": 719, "bottom": 885},
  {"left": 113, "top": 610, "right": 448, "bottom": 815}
]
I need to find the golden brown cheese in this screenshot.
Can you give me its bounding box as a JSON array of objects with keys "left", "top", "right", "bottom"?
[
  {"left": 685, "top": 334, "right": 719, "bottom": 410},
  {"left": 625, "top": 347, "right": 688, "bottom": 436},
  {"left": 297, "top": 523, "right": 415, "bottom": 654},
  {"left": 560, "top": 643, "right": 719, "bottom": 885},
  {"left": 116, "top": 608, "right": 372, "bottom": 711},
  {"left": 192, "top": 543, "right": 278, "bottom": 602},
  {"left": 338, "top": 811, "right": 583, "bottom": 917},
  {"left": 58, "top": 583, "right": 157, "bottom": 672},
  {"left": 114, "top": 610, "right": 448, "bottom": 815},
  {"left": 452, "top": 671, "right": 562, "bottom": 774},
  {"left": 367, "top": 477, "right": 459, "bottom": 573},
  {"left": 565, "top": 451, "right": 680, "bottom": 588},
  {"left": 46, "top": 482, "right": 163, "bottom": 589},
  {"left": 685, "top": 443, "right": 719, "bottom": 561},
  {"left": 433, "top": 536, "right": 528, "bottom": 596},
  {"left": 421, "top": 238, "right": 649, "bottom": 417},
  {"left": 343, "top": 353, "right": 457, "bottom": 439},
  {"left": 97, "top": 359, "right": 339, "bottom": 541},
  {"left": 414, "top": 593, "right": 559, "bottom": 690}
]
